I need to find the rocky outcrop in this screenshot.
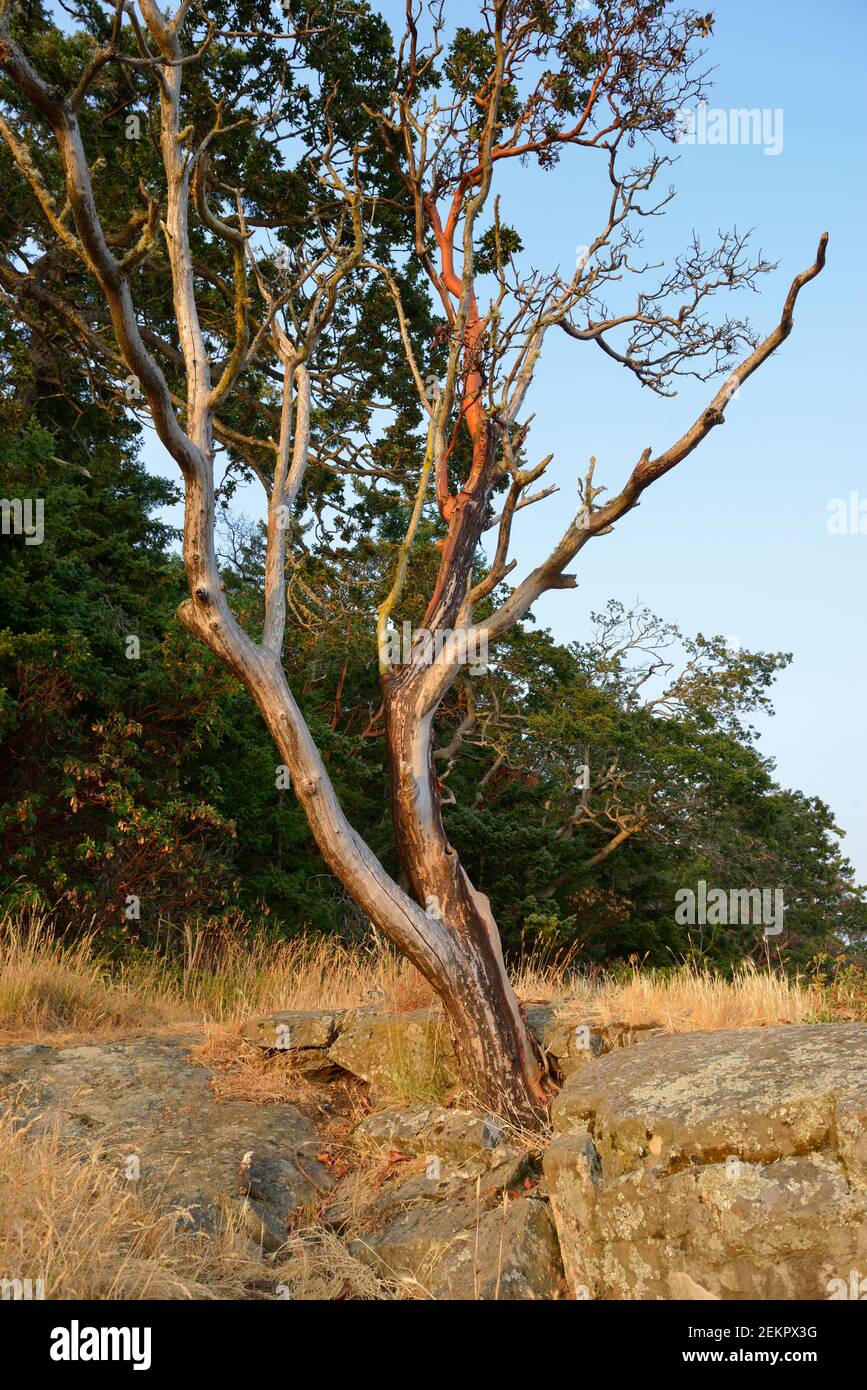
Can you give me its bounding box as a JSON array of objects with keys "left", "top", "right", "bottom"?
[
  {"left": 244, "top": 1004, "right": 460, "bottom": 1099},
  {"left": 341, "top": 1103, "right": 562, "bottom": 1299},
  {"left": 5, "top": 1017, "right": 863, "bottom": 1300},
  {"left": 0, "top": 1035, "right": 563, "bottom": 1296},
  {"left": 0, "top": 1037, "right": 335, "bottom": 1251},
  {"left": 543, "top": 1023, "right": 867, "bottom": 1300},
  {"left": 241, "top": 1009, "right": 341, "bottom": 1052},
  {"left": 354, "top": 1104, "right": 506, "bottom": 1161},
  {"left": 350, "top": 1190, "right": 562, "bottom": 1300},
  {"left": 524, "top": 1002, "right": 666, "bottom": 1079},
  {"left": 241, "top": 1009, "right": 344, "bottom": 1077},
  {"left": 241, "top": 999, "right": 664, "bottom": 1093},
  {"left": 327, "top": 1007, "right": 456, "bottom": 1100}
]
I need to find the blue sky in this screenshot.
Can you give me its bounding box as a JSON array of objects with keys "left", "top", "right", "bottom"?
[
  {"left": 506, "top": 0, "right": 867, "bottom": 881},
  {"left": 141, "top": 0, "right": 867, "bottom": 878}
]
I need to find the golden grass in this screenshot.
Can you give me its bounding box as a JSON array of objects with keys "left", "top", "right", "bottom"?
[
  {"left": 0, "top": 1105, "right": 262, "bottom": 1299},
  {"left": 156, "top": 921, "right": 438, "bottom": 1020},
  {"left": 0, "top": 909, "right": 437, "bottom": 1039},
  {"left": 0, "top": 908, "right": 863, "bottom": 1046},
  {"left": 0, "top": 914, "right": 181, "bottom": 1037},
  {"left": 542, "top": 959, "right": 825, "bottom": 1033},
  {"left": 0, "top": 1105, "right": 404, "bottom": 1301}
]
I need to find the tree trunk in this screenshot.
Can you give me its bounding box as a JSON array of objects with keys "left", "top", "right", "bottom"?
[
  {"left": 179, "top": 598, "right": 545, "bottom": 1121},
  {"left": 384, "top": 670, "right": 548, "bottom": 1124}
]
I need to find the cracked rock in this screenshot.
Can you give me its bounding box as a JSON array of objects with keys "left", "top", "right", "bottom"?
[
  {"left": 543, "top": 1023, "right": 867, "bottom": 1299},
  {"left": 354, "top": 1105, "right": 508, "bottom": 1163},
  {"left": 0, "top": 1037, "right": 334, "bottom": 1247},
  {"left": 350, "top": 1193, "right": 562, "bottom": 1300}
]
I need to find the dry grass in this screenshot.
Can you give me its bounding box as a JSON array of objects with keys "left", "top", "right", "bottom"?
[
  {"left": 1, "top": 909, "right": 863, "bottom": 1047},
  {"left": 0, "top": 909, "right": 437, "bottom": 1040},
  {"left": 266, "top": 1226, "right": 411, "bottom": 1300},
  {"left": 0, "top": 914, "right": 182, "bottom": 1037},
  {"left": 193, "top": 1024, "right": 306, "bottom": 1105},
  {"left": 0, "top": 1104, "right": 265, "bottom": 1299},
  {"left": 192, "top": 1023, "right": 369, "bottom": 1131},
  {"left": 0, "top": 1105, "right": 404, "bottom": 1301},
  {"left": 166, "top": 923, "right": 438, "bottom": 1021},
  {"left": 542, "top": 959, "right": 828, "bottom": 1033}
]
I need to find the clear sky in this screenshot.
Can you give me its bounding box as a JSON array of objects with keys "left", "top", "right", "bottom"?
[{"left": 140, "top": 0, "right": 867, "bottom": 879}]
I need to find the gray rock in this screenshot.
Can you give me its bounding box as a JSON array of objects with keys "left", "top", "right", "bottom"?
[
  {"left": 342, "top": 1094, "right": 560, "bottom": 1298},
  {"left": 524, "top": 1002, "right": 665, "bottom": 1079},
  {"left": 323, "top": 1140, "right": 532, "bottom": 1236},
  {"left": 354, "top": 1105, "right": 507, "bottom": 1163},
  {"left": 351, "top": 1192, "right": 562, "bottom": 1299},
  {"left": 543, "top": 1023, "right": 867, "bottom": 1300},
  {"left": 385, "top": 1150, "right": 530, "bottom": 1210},
  {"left": 241, "top": 1009, "right": 342, "bottom": 1052},
  {"left": 0, "top": 1037, "right": 334, "bottom": 1247},
  {"left": 327, "top": 1007, "right": 456, "bottom": 1098}
]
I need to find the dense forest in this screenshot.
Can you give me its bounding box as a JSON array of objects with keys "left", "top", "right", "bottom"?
[{"left": 3, "top": 386, "right": 864, "bottom": 969}]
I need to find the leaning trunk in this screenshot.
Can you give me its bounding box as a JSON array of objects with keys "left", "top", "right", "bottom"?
[
  {"left": 384, "top": 672, "right": 548, "bottom": 1124},
  {"left": 179, "top": 598, "right": 544, "bottom": 1121}
]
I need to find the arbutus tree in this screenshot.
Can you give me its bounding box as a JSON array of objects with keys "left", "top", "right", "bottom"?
[{"left": 0, "top": 0, "right": 826, "bottom": 1122}]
